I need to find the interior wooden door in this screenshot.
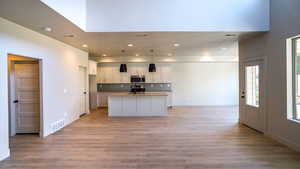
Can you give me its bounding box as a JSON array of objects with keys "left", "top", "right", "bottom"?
[
  {"left": 242, "top": 61, "right": 265, "bottom": 132},
  {"left": 79, "top": 66, "right": 87, "bottom": 116},
  {"left": 14, "top": 61, "right": 40, "bottom": 134}
]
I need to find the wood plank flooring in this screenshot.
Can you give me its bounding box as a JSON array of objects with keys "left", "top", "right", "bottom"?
[{"left": 1, "top": 106, "right": 300, "bottom": 169}]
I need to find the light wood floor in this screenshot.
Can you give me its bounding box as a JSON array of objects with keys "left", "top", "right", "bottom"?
[{"left": 1, "top": 106, "right": 300, "bottom": 169}]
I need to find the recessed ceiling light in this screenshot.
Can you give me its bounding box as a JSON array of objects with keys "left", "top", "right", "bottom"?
[
  {"left": 174, "top": 43, "right": 180, "bottom": 47},
  {"left": 128, "top": 44, "right": 133, "bottom": 47},
  {"left": 102, "top": 54, "right": 107, "bottom": 57},
  {"left": 221, "top": 48, "right": 227, "bottom": 50},
  {"left": 82, "top": 44, "right": 88, "bottom": 48},
  {"left": 135, "top": 54, "right": 139, "bottom": 56},
  {"left": 42, "top": 27, "right": 52, "bottom": 32},
  {"left": 168, "top": 53, "right": 173, "bottom": 56}
]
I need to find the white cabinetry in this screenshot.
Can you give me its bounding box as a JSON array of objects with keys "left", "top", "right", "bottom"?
[
  {"left": 108, "top": 95, "right": 168, "bottom": 117},
  {"left": 88, "top": 60, "right": 97, "bottom": 75},
  {"left": 97, "top": 63, "right": 172, "bottom": 83},
  {"left": 167, "top": 92, "right": 173, "bottom": 107},
  {"left": 111, "top": 65, "right": 120, "bottom": 83},
  {"left": 100, "top": 66, "right": 111, "bottom": 83},
  {"left": 160, "top": 65, "right": 172, "bottom": 83}
]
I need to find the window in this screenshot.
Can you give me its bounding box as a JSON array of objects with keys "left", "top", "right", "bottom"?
[
  {"left": 293, "top": 38, "right": 300, "bottom": 120},
  {"left": 246, "top": 65, "right": 259, "bottom": 107}
]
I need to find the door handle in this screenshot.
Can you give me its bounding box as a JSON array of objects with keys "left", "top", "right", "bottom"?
[
  {"left": 83, "top": 92, "right": 87, "bottom": 94},
  {"left": 13, "top": 100, "right": 19, "bottom": 103}
]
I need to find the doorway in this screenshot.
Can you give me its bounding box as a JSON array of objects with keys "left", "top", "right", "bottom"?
[
  {"left": 79, "top": 66, "right": 88, "bottom": 117},
  {"left": 8, "top": 54, "right": 42, "bottom": 136},
  {"left": 240, "top": 59, "right": 266, "bottom": 132}
]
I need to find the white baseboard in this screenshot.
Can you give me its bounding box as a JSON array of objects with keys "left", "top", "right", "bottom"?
[
  {"left": 0, "top": 148, "right": 10, "bottom": 161},
  {"left": 172, "top": 105, "right": 238, "bottom": 107},
  {"left": 266, "top": 133, "right": 300, "bottom": 152}
]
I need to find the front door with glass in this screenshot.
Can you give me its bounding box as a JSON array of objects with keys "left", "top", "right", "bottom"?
[{"left": 241, "top": 61, "right": 265, "bottom": 132}]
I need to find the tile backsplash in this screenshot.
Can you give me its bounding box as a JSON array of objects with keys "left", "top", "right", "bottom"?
[{"left": 98, "top": 83, "right": 172, "bottom": 92}]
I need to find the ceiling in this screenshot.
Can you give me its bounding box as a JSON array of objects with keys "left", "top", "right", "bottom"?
[{"left": 0, "top": 0, "right": 262, "bottom": 61}]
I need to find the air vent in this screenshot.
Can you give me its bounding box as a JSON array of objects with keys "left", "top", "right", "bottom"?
[
  {"left": 225, "top": 34, "right": 237, "bottom": 37},
  {"left": 51, "top": 119, "right": 65, "bottom": 134},
  {"left": 136, "top": 33, "right": 149, "bottom": 37},
  {"left": 64, "top": 34, "right": 75, "bottom": 38}
]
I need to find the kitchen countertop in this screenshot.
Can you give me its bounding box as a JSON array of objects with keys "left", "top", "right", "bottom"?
[{"left": 107, "top": 92, "right": 169, "bottom": 96}]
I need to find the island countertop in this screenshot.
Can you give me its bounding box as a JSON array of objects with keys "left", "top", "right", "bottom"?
[{"left": 107, "top": 92, "right": 169, "bottom": 96}]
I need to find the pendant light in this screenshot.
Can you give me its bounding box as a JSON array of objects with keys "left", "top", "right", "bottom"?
[
  {"left": 149, "top": 63, "right": 156, "bottom": 72},
  {"left": 149, "top": 49, "right": 156, "bottom": 72},
  {"left": 119, "top": 49, "right": 127, "bottom": 72},
  {"left": 120, "top": 64, "right": 127, "bottom": 72}
]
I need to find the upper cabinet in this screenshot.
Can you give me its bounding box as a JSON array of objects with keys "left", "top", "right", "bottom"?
[
  {"left": 160, "top": 64, "right": 172, "bottom": 83},
  {"left": 97, "top": 63, "right": 172, "bottom": 83},
  {"left": 88, "top": 60, "right": 98, "bottom": 75}
]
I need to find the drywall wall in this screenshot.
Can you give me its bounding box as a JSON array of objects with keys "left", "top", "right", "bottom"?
[
  {"left": 171, "top": 63, "right": 239, "bottom": 106},
  {"left": 40, "top": 0, "right": 269, "bottom": 32},
  {"left": 86, "top": 0, "right": 269, "bottom": 32},
  {"left": 266, "top": 0, "right": 300, "bottom": 151},
  {"left": 0, "top": 53, "right": 9, "bottom": 161},
  {"left": 239, "top": 0, "right": 300, "bottom": 151},
  {"left": 40, "top": 0, "right": 87, "bottom": 30},
  {"left": 97, "top": 62, "right": 239, "bottom": 106},
  {"left": 239, "top": 33, "right": 268, "bottom": 124},
  {"left": 0, "top": 17, "right": 89, "bottom": 160}
]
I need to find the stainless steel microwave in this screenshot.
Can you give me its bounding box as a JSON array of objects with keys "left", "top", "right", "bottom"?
[{"left": 131, "top": 75, "right": 145, "bottom": 83}]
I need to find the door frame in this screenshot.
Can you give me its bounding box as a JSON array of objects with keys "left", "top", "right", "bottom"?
[
  {"left": 78, "top": 65, "right": 89, "bottom": 117},
  {"left": 8, "top": 54, "right": 44, "bottom": 138},
  {"left": 240, "top": 56, "right": 268, "bottom": 133}
]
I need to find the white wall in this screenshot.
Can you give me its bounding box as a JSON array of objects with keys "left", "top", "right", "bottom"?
[
  {"left": 0, "top": 17, "right": 89, "bottom": 160},
  {"left": 171, "top": 63, "right": 239, "bottom": 106},
  {"left": 87, "top": 0, "right": 269, "bottom": 32},
  {"left": 40, "top": 0, "right": 269, "bottom": 32},
  {"left": 239, "top": 0, "right": 300, "bottom": 151},
  {"left": 0, "top": 52, "right": 9, "bottom": 161},
  {"left": 40, "top": 0, "right": 87, "bottom": 30}
]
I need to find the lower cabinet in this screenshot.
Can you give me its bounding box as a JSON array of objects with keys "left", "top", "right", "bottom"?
[
  {"left": 109, "top": 95, "right": 168, "bottom": 117},
  {"left": 98, "top": 92, "right": 173, "bottom": 108},
  {"left": 167, "top": 92, "right": 173, "bottom": 107}
]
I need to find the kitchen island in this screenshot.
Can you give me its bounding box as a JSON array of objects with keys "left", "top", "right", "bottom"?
[{"left": 108, "top": 92, "right": 168, "bottom": 117}]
